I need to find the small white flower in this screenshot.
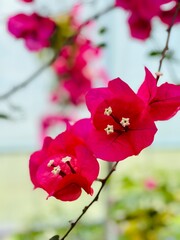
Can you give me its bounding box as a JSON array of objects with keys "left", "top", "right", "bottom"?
[
  {"left": 47, "top": 159, "right": 54, "bottom": 167},
  {"left": 62, "top": 156, "right": 72, "bottom": 163},
  {"left": 120, "top": 117, "right": 130, "bottom": 127},
  {"left": 104, "top": 106, "right": 112, "bottom": 116},
  {"left": 104, "top": 125, "right": 114, "bottom": 135},
  {"left": 51, "top": 166, "right": 61, "bottom": 175}
]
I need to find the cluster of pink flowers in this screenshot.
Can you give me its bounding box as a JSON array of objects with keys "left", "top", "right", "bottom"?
[
  {"left": 29, "top": 68, "right": 180, "bottom": 201},
  {"left": 52, "top": 36, "right": 103, "bottom": 105},
  {"left": 7, "top": 3, "right": 108, "bottom": 139},
  {"left": 115, "top": 0, "right": 180, "bottom": 40}
]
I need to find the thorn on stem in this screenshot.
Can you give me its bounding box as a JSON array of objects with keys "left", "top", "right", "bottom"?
[
  {"left": 82, "top": 206, "right": 88, "bottom": 213},
  {"left": 69, "top": 220, "right": 74, "bottom": 226}
]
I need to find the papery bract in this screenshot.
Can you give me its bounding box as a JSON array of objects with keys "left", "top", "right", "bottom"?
[
  {"left": 115, "top": 0, "right": 178, "bottom": 40},
  {"left": 83, "top": 78, "right": 157, "bottom": 162},
  {"left": 52, "top": 36, "right": 103, "bottom": 105},
  {"left": 29, "top": 124, "right": 99, "bottom": 201},
  {"left": 137, "top": 68, "right": 180, "bottom": 121},
  {"left": 128, "top": 13, "right": 151, "bottom": 40},
  {"left": 7, "top": 13, "right": 56, "bottom": 51},
  {"left": 159, "top": 1, "right": 180, "bottom": 25},
  {"left": 20, "top": 0, "right": 33, "bottom": 2}
]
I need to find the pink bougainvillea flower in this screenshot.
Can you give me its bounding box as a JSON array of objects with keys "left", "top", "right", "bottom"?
[
  {"left": 20, "top": 0, "right": 33, "bottom": 3},
  {"left": 52, "top": 36, "right": 104, "bottom": 105},
  {"left": 128, "top": 13, "right": 152, "bottom": 40},
  {"left": 137, "top": 68, "right": 180, "bottom": 121},
  {"left": 115, "top": 0, "right": 168, "bottom": 19},
  {"left": 83, "top": 78, "right": 157, "bottom": 162},
  {"left": 159, "top": 1, "right": 180, "bottom": 25},
  {"left": 115, "top": 0, "right": 177, "bottom": 40},
  {"left": 7, "top": 13, "right": 56, "bottom": 51},
  {"left": 29, "top": 124, "right": 99, "bottom": 201}
]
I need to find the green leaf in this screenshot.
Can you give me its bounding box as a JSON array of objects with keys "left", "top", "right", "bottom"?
[
  {"left": 99, "top": 27, "right": 107, "bottom": 34},
  {"left": 97, "top": 43, "right": 107, "bottom": 48},
  {"left": 148, "top": 50, "right": 174, "bottom": 60},
  {"left": 0, "top": 113, "right": 11, "bottom": 120}
]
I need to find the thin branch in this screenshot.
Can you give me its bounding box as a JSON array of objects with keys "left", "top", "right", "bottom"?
[
  {"left": 50, "top": 162, "right": 118, "bottom": 240},
  {"left": 79, "top": 4, "right": 114, "bottom": 29},
  {"left": 0, "top": 54, "right": 57, "bottom": 101},
  {"left": 0, "top": 4, "right": 114, "bottom": 101},
  {"left": 156, "top": 0, "right": 180, "bottom": 81}
]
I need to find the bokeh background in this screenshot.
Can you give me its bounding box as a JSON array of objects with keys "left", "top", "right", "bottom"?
[{"left": 1, "top": 0, "right": 180, "bottom": 239}]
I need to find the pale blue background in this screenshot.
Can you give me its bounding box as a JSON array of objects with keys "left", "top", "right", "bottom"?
[{"left": 0, "top": 0, "right": 180, "bottom": 152}]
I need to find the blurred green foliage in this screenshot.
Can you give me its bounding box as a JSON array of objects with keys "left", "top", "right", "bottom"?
[{"left": 11, "top": 166, "right": 180, "bottom": 240}]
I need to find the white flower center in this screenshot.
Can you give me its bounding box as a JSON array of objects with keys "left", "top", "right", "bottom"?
[
  {"left": 47, "top": 159, "right": 54, "bottom": 167},
  {"left": 104, "top": 124, "right": 114, "bottom": 135},
  {"left": 62, "top": 156, "right": 72, "bottom": 163},
  {"left": 51, "top": 166, "right": 61, "bottom": 175},
  {"left": 104, "top": 106, "right": 112, "bottom": 116},
  {"left": 120, "top": 117, "right": 130, "bottom": 127}
]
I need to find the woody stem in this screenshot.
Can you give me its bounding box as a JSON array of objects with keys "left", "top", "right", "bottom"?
[
  {"left": 156, "top": 0, "right": 180, "bottom": 81},
  {"left": 49, "top": 161, "right": 119, "bottom": 240}
]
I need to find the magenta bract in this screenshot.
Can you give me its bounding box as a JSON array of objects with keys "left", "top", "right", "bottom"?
[
  {"left": 20, "top": 0, "right": 33, "bottom": 3},
  {"left": 52, "top": 36, "right": 102, "bottom": 105},
  {"left": 115, "top": 0, "right": 179, "bottom": 40},
  {"left": 137, "top": 68, "right": 180, "bottom": 121},
  {"left": 84, "top": 77, "right": 157, "bottom": 162},
  {"left": 29, "top": 125, "right": 99, "bottom": 201},
  {"left": 7, "top": 13, "right": 56, "bottom": 51}
]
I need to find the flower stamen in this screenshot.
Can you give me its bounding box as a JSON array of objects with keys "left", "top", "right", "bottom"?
[
  {"left": 104, "top": 124, "right": 114, "bottom": 135},
  {"left": 120, "top": 117, "right": 130, "bottom": 128},
  {"left": 62, "top": 156, "right": 72, "bottom": 163},
  {"left": 104, "top": 106, "right": 112, "bottom": 116},
  {"left": 47, "top": 159, "right": 54, "bottom": 167},
  {"left": 51, "top": 165, "right": 61, "bottom": 175}
]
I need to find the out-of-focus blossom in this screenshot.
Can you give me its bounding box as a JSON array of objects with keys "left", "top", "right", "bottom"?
[
  {"left": 52, "top": 36, "right": 104, "bottom": 105},
  {"left": 20, "top": 0, "right": 34, "bottom": 3},
  {"left": 137, "top": 68, "right": 180, "bottom": 121},
  {"left": 159, "top": 1, "right": 180, "bottom": 25},
  {"left": 7, "top": 13, "right": 56, "bottom": 51},
  {"left": 29, "top": 123, "right": 99, "bottom": 201},
  {"left": 144, "top": 178, "right": 157, "bottom": 190},
  {"left": 115, "top": 0, "right": 179, "bottom": 40}
]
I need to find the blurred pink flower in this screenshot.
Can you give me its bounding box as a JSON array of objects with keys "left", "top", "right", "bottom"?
[
  {"left": 52, "top": 36, "right": 104, "bottom": 105},
  {"left": 144, "top": 178, "right": 157, "bottom": 190},
  {"left": 115, "top": 0, "right": 179, "bottom": 40},
  {"left": 7, "top": 13, "right": 56, "bottom": 51},
  {"left": 20, "top": 0, "right": 33, "bottom": 2},
  {"left": 159, "top": 1, "right": 180, "bottom": 25}
]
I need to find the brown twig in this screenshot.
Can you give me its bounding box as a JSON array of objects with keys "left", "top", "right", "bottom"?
[
  {"left": 0, "top": 54, "right": 57, "bottom": 101},
  {"left": 156, "top": 0, "right": 180, "bottom": 81},
  {"left": 50, "top": 162, "right": 118, "bottom": 240},
  {"left": 0, "top": 4, "right": 114, "bottom": 101}
]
